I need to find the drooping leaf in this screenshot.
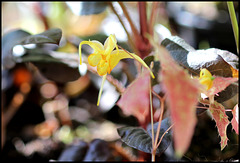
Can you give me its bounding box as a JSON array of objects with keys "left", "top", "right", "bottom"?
[
  {"left": 231, "top": 104, "right": 239, "bottom": 134},
  {"left": 161, "top": 36, "right": 239, "bottom": 103},
  {"left": 2, "top": 29, "right": 31, "bottom": 69},
  {"left": 154, "top": 45, "right": 201, "bottom": 158},
  {"left": 209, "top": 101, "right": 230, "bottom": 150},
  {"left": 19, "top": 28, "right": 62, "bottom": 45},
  {"left": 78, "top": 2, "right": 108, "bottom": 15},
  {"left": 117, "top": 70, "right": 150, "bottom": 125},
  {"left": 117, "top": 118, "right": 172, "bottom": 155}
]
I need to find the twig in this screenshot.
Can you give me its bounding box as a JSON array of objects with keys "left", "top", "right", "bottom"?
[
  {"left": 118, "top": 2, "right": 142, "bottom": 44},
  {"left": 108, "top": 2, "right": 139, "bottom": 55},
  {"left": 149, "top": 62, "right": 155, "bottom": 161},
  {"left": 151, "top": 92, "right": 166, "bottom": 161},
  {"left": 156, "top": 123, "right": 174, "bottom": 147},
  {"left": 149, "top": 2, "right": 159, "bottom": 35},
  {"left": 154, "top": 94, "right": 166, "bottom": 147}
]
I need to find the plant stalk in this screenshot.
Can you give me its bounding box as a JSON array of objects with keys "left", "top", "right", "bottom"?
[
  {"left": 149, "top": 2, "right": 159, "bottom": 35},
  {"left": 149, "top": 62, "right": 155, "bottom": 162},
  {"left": 108, "top": 2, "right": 138, "bottom": 55},
  {"left": 138, "top": 1, "right": 149, "bottom": 43},
  {"left": 118, "top": 2, "right": 142, "bottom": 44},
  {"left": 227, "top": 2, "right": 239, "bottom": 54}
]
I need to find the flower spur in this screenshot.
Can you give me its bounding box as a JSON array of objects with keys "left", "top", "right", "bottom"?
[{"left": 79, "top": 34, "right": 154, "bottom": 106}]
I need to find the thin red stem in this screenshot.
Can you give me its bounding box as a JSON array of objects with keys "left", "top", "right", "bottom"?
[{"left": 138, "top": 2, "right": 149, "bottom": 43}]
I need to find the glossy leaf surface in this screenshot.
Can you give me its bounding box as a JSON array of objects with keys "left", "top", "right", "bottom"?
[{"left": 117, "top": 118, "right": 172, "bottom": 155}]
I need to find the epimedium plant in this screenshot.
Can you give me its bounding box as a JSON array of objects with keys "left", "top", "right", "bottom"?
[{"left": 2, "top": 1, "right": 238, "bottom": 161}]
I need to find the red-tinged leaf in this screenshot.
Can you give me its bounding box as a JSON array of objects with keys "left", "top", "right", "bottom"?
[
  {"left": 231, "top": 104, "right": 239, "bottom": 134},
  {"left": 117, "top": 70, "right": 150, "bottom": 125},
  {"left": 156, "top": 46, "right": 201, "bottom": 157},
  {"left": 204, "top": 76, "right": 238, "bottom": 97},
  {"left": 209, "top": 101, "right": 230, "bottom": 150}
]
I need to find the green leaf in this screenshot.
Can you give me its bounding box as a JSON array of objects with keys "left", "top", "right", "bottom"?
[
  {"left": 78, "top": 2, "right": 108, "bottom": 15},
  {"left": 19, "top": 28, "right": 62, "bottom": 45},
  {"left": 117, "top": 118, "right": 172, "bottom": 155}
]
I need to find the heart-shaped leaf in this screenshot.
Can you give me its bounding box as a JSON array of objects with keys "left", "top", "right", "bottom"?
[
  {"left": 117, "top": 70, "right": 150, "bottom": 125},
  {"left": 155, "top": 45, "right": 200, "bottom": 158},
  {"left": 117, "top": 118, "right": 172, "bottom": 155}
]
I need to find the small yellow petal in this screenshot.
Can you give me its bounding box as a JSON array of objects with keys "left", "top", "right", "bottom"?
[
  {"left": 200, "top": 77, "right": 213, "bottom": 90},
  {"left": 199, "top": 68, "right": 214, "bottom": 90},
  {"left": 104, "top": 34, "right": 117, "bottom": 55},
  {"left": 79, "top": 40, "right": 104, "bottom": 64},
  {"left": 88, "top": 53, "right": 102, "bottom": 67},
  {"left": 97, "top": 60, "right": 109, "bottom": 76},
  {"left": 199, "top": 68, "right": 212, "bottom": 79},
  {"left": 109, "top": 50, "right": 133, "bottom": 72}
]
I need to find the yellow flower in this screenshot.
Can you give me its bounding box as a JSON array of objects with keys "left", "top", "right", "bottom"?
[
  {"left": 79, "top": 34, "right": 154, "bottom": 106},
  {"left": 199, "top": 68, "right": 215, "bottom": 90}
]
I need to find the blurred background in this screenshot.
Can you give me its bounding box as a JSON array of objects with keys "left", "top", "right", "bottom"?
[{"left": 1, "top": 1, "right": 239, "bottom": 161}]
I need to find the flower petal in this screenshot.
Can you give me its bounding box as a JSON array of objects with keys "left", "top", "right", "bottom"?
[
  {"left": 79, "top": 40, "right": 104, "bottom": 64},
  {"left": 109, "top": 50, "right": 133, "bottom": 73},
  {"left": 200, "top": 77, "right": 213, "bottom": 90},
  {"left": 88, "top": 53, "right": 102, "bottom": 67},
  {"left": 130, "top": 53, "right": 155, "bottom": 79},
  {"left": 97, "top": 60, "right": 109, "bottom": 76},
  {"left": 104, "top": 34, "right": 117, "bottom": 55},
  {"left": 199, "top": 69, "right": 214, "bottom": 90}
]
